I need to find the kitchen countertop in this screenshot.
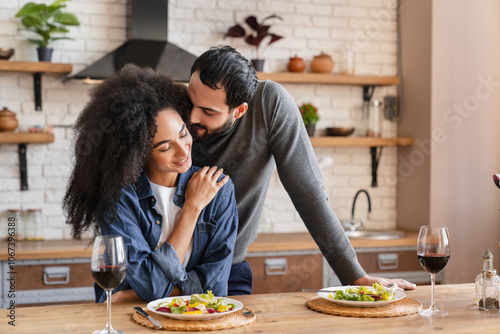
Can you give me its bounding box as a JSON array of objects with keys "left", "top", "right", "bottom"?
[
  {"left": 0, "top": 231, "right": 418, "bottom": 261},
  {"left": 1, "top": 284, "right": 496, "bottom": 334}
]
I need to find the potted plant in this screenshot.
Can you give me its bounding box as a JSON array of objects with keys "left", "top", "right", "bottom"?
[
  {"left": 15, "top": 0, "right": 80, "bottom": 62},
  {"left": 299, "top": 102, "right": 319, "bottom": 137},
  {"left": 224, "top": 14, "right": 283, "bottom": 71}
]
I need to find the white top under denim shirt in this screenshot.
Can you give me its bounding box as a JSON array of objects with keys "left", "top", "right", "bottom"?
[{"left": 150, "top": 182, "right": 192, "bottom": 268}]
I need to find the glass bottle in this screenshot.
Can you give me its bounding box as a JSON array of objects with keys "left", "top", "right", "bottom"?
[
  {"left": 25, "top": 209, "right": 44, "bottom": 241},
  {"left": 7, "top": 209, "right": 25, "bottom": 241},
  {"left": 367, "top": 99, "right": 383, "bottom": 137},
  {"left": 479, "top": 271, "right": 500, "bottom": 311},
  {"left": 476, "top": 250, "right": 494, "bottom": 305},
  {"left": 341, "top": 47, "right": 355, "bottom": 75}
]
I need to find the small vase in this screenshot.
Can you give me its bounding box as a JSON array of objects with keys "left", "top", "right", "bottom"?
[
  {"left": 311, "top": 52, "right": 334, "bottom": 73},
  {"left": 305, "top": 123, "right": 316, "bottom": 137},
  {"left": 251, "top": 59, "right": 265, "bottom": 72},
  {"left": 287, "top": 55, "right": 305, "bottom": 73},
  {"left": 37, "top": 47, "right": 53, "bottom": 62},
  {"left": 0, "top": 106, "right": 19, "bottom": 132}
]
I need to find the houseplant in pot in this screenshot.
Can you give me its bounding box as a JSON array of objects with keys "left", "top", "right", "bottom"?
[
  {"left": 299, "top": 102, "right": 319, "bottom": 137},
  {"left": 224, "top": 14, "right": 283, "bottom": 71},
  {"left": 15, "top": 0, "right": 80, "bottom": 62}
]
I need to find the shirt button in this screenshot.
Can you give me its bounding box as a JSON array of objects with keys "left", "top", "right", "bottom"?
[
  {"left": 151, "top": 198, "right": 155, "bottom": 202},
  {"left": 155, "top": 220, "right": 160, "bottom": 225}
]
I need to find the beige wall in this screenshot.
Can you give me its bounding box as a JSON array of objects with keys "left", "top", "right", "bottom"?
[{"left": 400, "top": 0, "right": 500, "bottom": 283}]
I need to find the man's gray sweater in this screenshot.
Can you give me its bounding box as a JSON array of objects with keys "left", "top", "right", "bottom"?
[{"left": 192, "top": 80, "right": 366, "bottom": 285}]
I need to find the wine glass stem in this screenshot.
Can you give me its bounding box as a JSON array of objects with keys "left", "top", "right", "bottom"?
[
  {"left": 105, "top": 289, "right": 114, "bottom": 331},
  {"left": 430, "top": 273, "right": 437, "bottom": 312}
]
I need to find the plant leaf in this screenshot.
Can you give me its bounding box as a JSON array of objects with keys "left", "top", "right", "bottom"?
[
  {"left": 54, "top": 12, "right": 80, "bottom": 26},
  {"left": 28, "top": 39, "right": 45, "bottom": 47},
  {"left": 268, "top": 34, "right": 283, "bottom": 45},
  {"left": 245, "top": 34, "right": 264, "bottom": 48},
  {"left": 49, "top": 0, "right": 70, "bottom": 11},
  {"left": 15, "top": 3, "right": 44, "bottom": 17},
  {"left": 224, "top": 24, "right": 245, "bottom": 38},
  {"left": 262, "top": 14, "right": 283, "bottom": 23},
  {"left": 21, "top": 16, "right": 42, "bottom": 28},
  {"left": 255, "top": 25, "right": 270, "bottom": 36},
  {"left": 245, "top": 16, "right": 260, "bottom": 31}
]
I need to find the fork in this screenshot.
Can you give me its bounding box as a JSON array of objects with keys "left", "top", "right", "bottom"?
[{"left": 242, "top": 308, "right": 254, "bottom": 316}]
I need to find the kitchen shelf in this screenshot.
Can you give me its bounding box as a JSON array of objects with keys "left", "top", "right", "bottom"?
[
  {"left": 256, "top": 72, "right": 399, "bottom": 86},
  {"left": 0, "top": 132, "right": 55, "bottom": 191},
  {"left": 0, "top": 61, "right": 73, "bottom": 111},
  {"left": 0, "top": 132, "right": 55, "bottom": 144},
  {"left": 309, "top": 137, "right": 413, "bottom": 147},
  {"left": 310, "top": 136, "right": 414, "bottom": 187},
  {"left": 0, "top": 61, "right": 72, "bottom": 74}
]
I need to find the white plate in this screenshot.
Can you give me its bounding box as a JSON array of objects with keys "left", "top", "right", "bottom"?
[
  {"left": 147, "top": 296, "right": 243, "bottom": 320},
  {"left": 317, "top": 286, "right": 406, "bottom": 308}
]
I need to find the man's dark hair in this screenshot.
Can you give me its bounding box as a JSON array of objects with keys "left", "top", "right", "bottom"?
[
  {"left": 190, "top": 45, "right": 258, "bottom": 109},
  {"left": 63, "top": 64, "right": 192, "bottom": 239}
]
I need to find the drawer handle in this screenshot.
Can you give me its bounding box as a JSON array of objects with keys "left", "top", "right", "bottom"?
[
  {"left": 377, "top": 253, "right": 398, "bottom": 270},
  {"left": 264, "top": 258, "right": 287, "bottom": 276},
  {"left": 43, "top": 266, "right": 70, "bottom": 285}
]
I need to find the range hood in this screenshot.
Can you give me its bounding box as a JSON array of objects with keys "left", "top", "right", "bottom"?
[{"left": 73, "top": 0, "right": 196, "bottom": 82}]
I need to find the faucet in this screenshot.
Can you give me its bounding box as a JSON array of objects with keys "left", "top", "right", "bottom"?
[{"left": 342, "top": 189, "right": 372, "bottom": 231}]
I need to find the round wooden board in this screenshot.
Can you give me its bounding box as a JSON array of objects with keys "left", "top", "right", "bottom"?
[
  {"left": 306, "top": 296, "right": 422, "bottom": 318},
  {"left": 133, "top": 307, "right": 256, "bottom": 331}
]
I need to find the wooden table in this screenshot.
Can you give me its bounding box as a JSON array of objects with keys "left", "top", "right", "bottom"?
[{"left": 1, "top": 284, "right": 498, "bottom": 334}]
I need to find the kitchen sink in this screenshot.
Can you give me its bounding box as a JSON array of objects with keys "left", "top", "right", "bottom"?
[{"left": 344, "top": 230, "right": 406, "bottom": 240}]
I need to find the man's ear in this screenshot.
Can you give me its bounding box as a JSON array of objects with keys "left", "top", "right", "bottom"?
[{"left": 233, "top": 103, "right": 248, "bottom": 119}]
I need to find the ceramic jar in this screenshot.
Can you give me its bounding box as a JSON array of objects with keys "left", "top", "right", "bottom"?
[
  {"left": 310, "top": 52, "right": 334, "bottom": 73},
  {"left": 0, "top": 106, "right": 19, "bottom": 132},
  {"left": 287, "top": 54, "right": 305, "bottom": 73}
]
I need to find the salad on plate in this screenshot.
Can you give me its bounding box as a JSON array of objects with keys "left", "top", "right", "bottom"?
[
  {"left": 317, "top": 283, "right": 406, "bottom": 308},
  {"left": 147, "top": 291, "right": 243, "bottom": 320},
  {"left": 155, "top": 291, "right": 235, "bottom": 315}
]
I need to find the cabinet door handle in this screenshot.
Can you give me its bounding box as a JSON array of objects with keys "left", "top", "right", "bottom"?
[
  {"left": 43, "top": 266, "right": 70, "bottom": 285},
  {"left": 264, "top": 258, "right": 287, "bottom": 276},
  {"left": 377, "top": 253, "right": 398, "bottom": 270}
]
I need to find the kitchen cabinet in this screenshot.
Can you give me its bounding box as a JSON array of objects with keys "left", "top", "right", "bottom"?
[
  {"left": 245, "top": 252, "right": 323, "bottom": 294},
  {"left": 0, "top": 239, "right": 94, "bottom": 308},
  {"left": 1, "top": 258, "right": 94, "bottom": 307},
  {"left": 0, "top": 132, "right": 55, "bottom": 190}
]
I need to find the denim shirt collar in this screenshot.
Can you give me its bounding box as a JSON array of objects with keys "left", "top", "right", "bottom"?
[{"left": 134, "top": 168, "right": 196, "bottom": 207}]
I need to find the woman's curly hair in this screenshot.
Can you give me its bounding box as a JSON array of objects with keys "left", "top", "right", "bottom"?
[{"left": 63, "top": 64, "right": 192, "bottom": 239}]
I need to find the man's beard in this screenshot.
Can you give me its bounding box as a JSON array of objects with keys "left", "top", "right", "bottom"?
[{"left": 189, "top": 116, "right": 234, "bottom": 143}]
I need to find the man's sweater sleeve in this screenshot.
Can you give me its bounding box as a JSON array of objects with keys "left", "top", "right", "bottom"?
[{"left": 262, "top": 81, "right": 366, "bottom": 285}]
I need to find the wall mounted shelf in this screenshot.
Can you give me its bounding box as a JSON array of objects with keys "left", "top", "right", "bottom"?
[
  {"left": 0, "top": 61, "right": 72, "bottom": 111},
  {"left": 0, "top": 132, "right": 55, "bottom": 191},
  {"left": 310, "top": 137, "right": 414, "bottom": 187},
  {"left": 309, "top": 137, "right": 413, "bottom": 147},
  {"left": 257, "top": 72, "right": 399, "bottom": 86}
]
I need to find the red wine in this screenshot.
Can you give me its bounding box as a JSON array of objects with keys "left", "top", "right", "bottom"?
[
  {"left": 418, "top": 254, "right": 450, "bottom": 274},
  {"left": 92, "top": 266, "right": 126, "bottom": 290}
]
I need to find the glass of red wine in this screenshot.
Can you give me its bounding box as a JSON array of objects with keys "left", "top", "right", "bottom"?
[
  {"left": 417, "top": 226, "right": 450, "bottom": 316},
  {"left": 91, "top": 235, "right": 127, "bottom": 334}
]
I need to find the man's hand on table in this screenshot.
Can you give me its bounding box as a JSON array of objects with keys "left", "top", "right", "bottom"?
[{"left": 352, "top": 274, "right": 416, "bottom": 290}]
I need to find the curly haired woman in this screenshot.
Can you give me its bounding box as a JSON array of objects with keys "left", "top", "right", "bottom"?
[{"left": 63, "top": 64, "right": 238, "bottom": 303}]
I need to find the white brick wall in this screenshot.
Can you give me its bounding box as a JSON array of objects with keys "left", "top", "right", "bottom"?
[{"left": 0, "top": 0, "right": 399, "bottom": 239}]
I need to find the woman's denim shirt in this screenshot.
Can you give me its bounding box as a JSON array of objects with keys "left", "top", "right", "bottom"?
[{"left": 96, "top": 166, "right": 238, "bottom": 302}]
